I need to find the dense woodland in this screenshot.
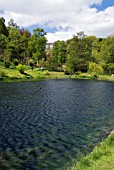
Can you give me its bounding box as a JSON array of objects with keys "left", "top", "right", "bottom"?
[{"left": 0, "top": 17, "right": 114, "bottom": 76}]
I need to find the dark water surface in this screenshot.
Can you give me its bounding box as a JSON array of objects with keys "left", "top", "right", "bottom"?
[{"left": 0, "top": 79, "right": 114, "bottom": 170}]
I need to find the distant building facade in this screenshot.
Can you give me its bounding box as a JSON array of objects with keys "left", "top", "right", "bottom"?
[{"left": 46, "top": 43, "right": 54, "bottom": 50}]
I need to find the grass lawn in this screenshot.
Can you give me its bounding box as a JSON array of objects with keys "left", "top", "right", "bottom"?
[
  {"left": 0, "top": 65, "right": 114, "bottom": 82},
  {"left": 0, "top": 66, "right": 70, "bottom": 80},
  {"left": 71, "top": 133, "right": 114, "bottom": 170}
]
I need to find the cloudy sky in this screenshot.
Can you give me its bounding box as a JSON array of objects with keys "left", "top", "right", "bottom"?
[{"left": 0, "top": 0, "right": 114, "bottom": 42}]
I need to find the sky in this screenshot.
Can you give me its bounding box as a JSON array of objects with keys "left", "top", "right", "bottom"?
[{"left": 0, "top": 0, "right": 114, "bottom": 42}]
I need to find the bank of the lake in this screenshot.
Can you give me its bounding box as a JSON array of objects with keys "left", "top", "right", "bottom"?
[
  {"left": 0, "top": 66, "right": 70, "bottom": 81},
  {"left": 0, "top": 66, "right": 114, "bottom": 82},
  {"left": 72, "top": 132, "right": 114, "bottom": 170}
]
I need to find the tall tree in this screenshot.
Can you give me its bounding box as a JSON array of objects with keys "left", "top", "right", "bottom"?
[
  {"left": 106, "top": 36, "right": 114, "bottom": 63},
  {"left": 52, "top": 40, "right": 67, "bottom": 66},
  {"left": 8, "top": 18, "right": 19, "bottom": 29},
  {"left": 66, "top": 35, "right": 89, "bottom": 72},
  {"left": 0, "top": 34, "right": 7, "bottom": 60},
  {"left": 0, "top": 17, "right": 8, "bottom": 36},
  {"left": 5, "top": 28, "right": 21, "bottom": 62},
  {"left": 28, "top": 28, "right": 47, "bottom": 64},
  {"left": 19, "top": 28, "right": 31, "bottom": 62}
]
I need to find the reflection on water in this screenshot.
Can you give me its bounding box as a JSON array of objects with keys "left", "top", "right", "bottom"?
[{"left": 0, "top": 79, "right": 114, "bottom": 169}]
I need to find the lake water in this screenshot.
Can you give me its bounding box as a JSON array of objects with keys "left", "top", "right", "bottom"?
[{"left": 0, "top": 79, "right": 114, "bottom": 170}]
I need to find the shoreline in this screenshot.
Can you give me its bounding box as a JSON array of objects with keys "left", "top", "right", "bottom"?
[
  {"left": 1, "top": 76, "right": 114, "bottom": 83},
  {"left": 0, "top": 65, "right": 114, "bottom": 82},
  {"left": 0, "top": 70, "right": 114, "bottom": 83},
  {"left": 71, "top": 130, "right": 114, "bottom": 170}
]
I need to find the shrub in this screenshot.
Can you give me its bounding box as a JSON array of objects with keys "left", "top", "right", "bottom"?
[
  {"left": 64, "top": 67, "right": 72, "bottom": 75},
  {"left": 77, "top": 63, "right": 88, "bottom": 72},
  {"left": 28, "top": 59, "right": 35, "bottom": 70},
  {"left": 108, "top": 63, "right": 114, "bottom": 74},
  {"left": 0, "top": 70, "right": 8, "bottom": 79},
  {"left": 9, "top": 76, "right": 22, "bottom": 80},
  {"left": 43, "top": 70, "right": 50, "bottom": 75},
  {"left": 78, "top": 73, "right": 96, "bottom": 79},
  {"left": 4, "top": 62, "right": 10, "bottom": 68},
  {"left": 75, "top": 71, "right": 82, "bottom": 76},
  {"left": 9, "top": 62, "right": 15, "bottom": 69},
  {"left": 16, "top": 64, "right": 26, "bottom": 74},
  {"left": 36, "top": 71, "right": 45, "bottom": 79},
  {"left": 13, "top": 59, "right": 19, "bottom": 66},
  {"left": 0, "top": 61, "right": 4, "bottom": 66},
  {"left": 88, "top": 62, "right": 104, "bottom": 76},
  {"left": 102, "top": 63, "right": 114, "bottom": 75}
]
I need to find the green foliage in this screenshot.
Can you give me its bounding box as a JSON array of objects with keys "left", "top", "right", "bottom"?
[
  {"left": 0, "top": 34, "right": 7, "bottom": 49},
  {"left": 102, "top": 63, "right": 114, "bottom": 75},
  {"left": 52, "top": 40, "right": 67, "bottom": 66},
  {"left": 43, "top": 70, "right": 50, "bottom": 75},
  {"left": 78, "top": 73, "right": 93, "bottom": 79},
  {"left": 0, "top": 61, "right": 4, "bottom": 66},
  {"left": 16, "top": 64, "right": 26, "bottom": 74},
  {"left": 88, "top": 62, "right": 104, "bottom": 76},
  {"left": 9, "top": 62, "right": 15, "bottom": 69},
  {"left": 6, "top": 28, "right": 21, "bottom": 61},
  {"left": 64, "top": 66, "right": 72, "bottom": 75},
  {"left": 8, "top": 18, "right": 19, "bottom": 29},
  {"left": 28, "top": 28, "right": 47, "bottom": 64},
  {"left": 0, "top": 70, "right": 8, "bottom": 79},
  {"left": 36, "top": 71, "right": 45, "bottom": 79},
  {"left": 4, "top": 62, "right": 10, "bottom": 68},
  {"left": 13, "top": 58, "right": 19, "bottom": 66},
  {"left": 75, "top": 134, "right": 114, "bottom": 170},
  {"left": 0, "top": 17, "right": 8, "bottom": 36},
  {"left": 108, "top": 63, "right": 114, "bottom": 74},
  {"left": 0, "top": 17, "right": 114, "bottom": 75},
  {"left": 28, "top": 59, "right": 35, "bottom": 70},
  {"left": 66, "top": 34, "right": 93, "bottom": 72}
]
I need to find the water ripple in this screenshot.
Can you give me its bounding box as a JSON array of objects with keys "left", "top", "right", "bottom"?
[{"left": 0, "top": 79, "right": 114, "bottom": 169}]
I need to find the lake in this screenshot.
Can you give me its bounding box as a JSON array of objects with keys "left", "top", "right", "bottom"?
[{"left": 0, "top": 79, "right": 114, "bottom": 170}]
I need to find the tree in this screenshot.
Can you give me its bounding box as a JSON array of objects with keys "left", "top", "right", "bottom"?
[
  {"left": 16, "top": 64, "right": 26, "bottom": 74},
  {"left": 5, "top": 27, "right": 31, "bottom": 63},
  {"left": 77, "top": 31, "right": 86, "bottom": 39},
  {"left": 33, "top": 28, "right": 46, "bottom": 37},
  {"left": 90, "top": 37, "right": 110, "bottom": 65},
  {"left": 28, "top": 28, "right": 47, "bottom": 65},
  {"left": 0, "top": 17, "right": 8, "bottom": 36},
  {"left": 106, "top": 36, "right": 114, "bottom": 63},
  {"left": 28, "top": 59, "right": 35, "bottom": 70},
  {"left": 8, "top": 18, "right": 19, "bottom": 29},
  {"left": 19, "top": 28, "right": 31, "bottom": 63},
  {"left": 88, "top": 62, "right": 104, "bottom": 76},
  {"left": 0, "top": 34, "right": 7, "bottom": 60},
  {"left": 5, "top": 28, "right": 21, "bottom": 62},
  {"left": 66, "top": 35, "right": 89, "bottom": 72},
  {"left": 52, "top": 40, "right": 67, "bottom": 66}
]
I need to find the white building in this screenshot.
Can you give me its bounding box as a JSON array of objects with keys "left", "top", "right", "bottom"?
[{"left": 46, "top": 43, "right": 54, "bottom": 50}]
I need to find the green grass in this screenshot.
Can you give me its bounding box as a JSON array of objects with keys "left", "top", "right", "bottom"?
[
  {"left": 0, "top": 65, "right": 72, "bottom": 81},
  {"left": 45, "top": 71, "right": 72, "bottom": 79},
  {"left": 71, "top": 133, "right": 114, "bottom": 170},
  {"left": 0, "top": 65, "right": 114, "bottom": 82},
  {"left": 99, "top": 75, "right": 114, "bottom": 82}
]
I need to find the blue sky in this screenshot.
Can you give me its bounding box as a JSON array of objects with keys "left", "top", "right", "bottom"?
[
  {"left": 91, "top": 0, "right": 114, "bottom": 11},
  {"left": 28, "top": 0, "right": 114, "bottom": 34},
  {"left": 0, "top": 0, "right": 114, "bottom": 42}
]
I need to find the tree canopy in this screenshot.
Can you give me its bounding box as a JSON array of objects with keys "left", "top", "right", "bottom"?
[{"left": 0, "top": 17, "right": 114, "bottom": 75}]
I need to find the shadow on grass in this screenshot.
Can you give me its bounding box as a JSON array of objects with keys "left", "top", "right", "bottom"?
[{"left": 22, "top": 72, "right": 33, "bottom": 79}]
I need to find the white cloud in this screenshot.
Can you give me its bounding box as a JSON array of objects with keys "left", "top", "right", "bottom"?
[
  {"left": 46, "top": 31, "right": 73, "bottom": 43},
  {"left": 0, "top": 0, "right": 114, "bottom": 42}
]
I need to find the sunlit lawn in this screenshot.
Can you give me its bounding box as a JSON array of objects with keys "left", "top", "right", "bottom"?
[
  {"left": 71, "top": 133, "right": 114, "bottom": 170},
  {"left": 0, "top": 65, "right": 114, "bottom": 81}
]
